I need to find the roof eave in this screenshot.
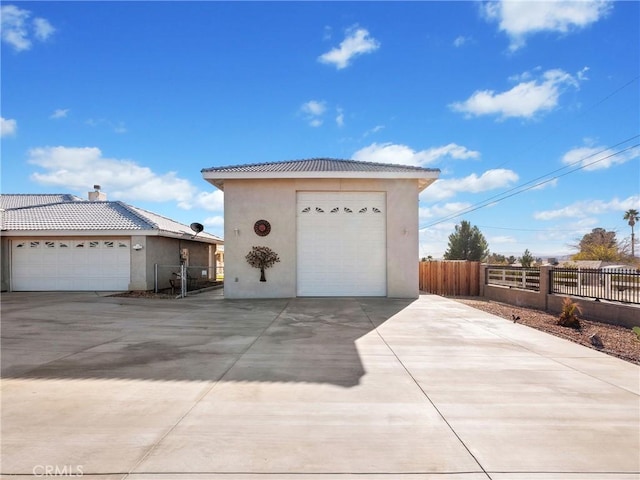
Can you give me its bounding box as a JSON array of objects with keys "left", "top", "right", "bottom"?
[
  {"left": 202, "top": 170, "right": 440, "bottom": 192},
  {"left": 1, "top": 229, "right": 223, "bottom": 244}
]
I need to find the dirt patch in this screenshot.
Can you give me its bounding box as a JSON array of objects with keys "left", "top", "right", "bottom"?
[
  {"left": 110, "top": 290, "right": 178, "bottom": 299},
  {"left": 110, "top": 282, "right": 223, "bottom": 299},
  {"left": 452, "top": 297, "right": 640, "bottom": 365}
]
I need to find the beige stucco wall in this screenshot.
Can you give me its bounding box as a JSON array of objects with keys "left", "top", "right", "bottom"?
[
  {"left": 222, "top": 178, "right": 421, "bottom": 299},
  {"left": 135, "top": 236, "right": 216, "bottom": 291},
  {"left": 1, "top": 236, "right": 9, "bottom": 292}
]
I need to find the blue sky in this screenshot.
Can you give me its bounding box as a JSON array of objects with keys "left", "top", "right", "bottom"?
[{"left": 2, "top": 1, "right": 638, "bottom": 259}]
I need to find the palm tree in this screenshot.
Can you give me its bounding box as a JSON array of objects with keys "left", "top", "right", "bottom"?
[{"left": 624, "top": 209, "right": 639, "bottom": 257}]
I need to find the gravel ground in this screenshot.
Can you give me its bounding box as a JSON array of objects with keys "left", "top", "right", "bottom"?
[{"left": 453, "top": 297, "right": 640, "bottom": 365}]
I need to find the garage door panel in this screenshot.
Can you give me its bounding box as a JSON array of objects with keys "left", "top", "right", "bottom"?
[
  {"left": 297, "top": 192, "right": 386, "bottom": 297},
  {"left": 11, "top": 239, "right": 130, "bottom": 291}
]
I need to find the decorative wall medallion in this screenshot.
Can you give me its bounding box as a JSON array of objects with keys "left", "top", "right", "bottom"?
[{"left": 254, "top": 219, "right": 271, "bottom": 236}]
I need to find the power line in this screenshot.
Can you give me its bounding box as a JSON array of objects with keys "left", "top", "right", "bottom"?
[
  {"left": 477, "top": 224, "right": 625, "bottom": 233},
  {"left": 419, "top": 135, "right": 640, "bottom": 230},
  {"left": 485, "top": 75, "right": 640, "bottom": 172}
]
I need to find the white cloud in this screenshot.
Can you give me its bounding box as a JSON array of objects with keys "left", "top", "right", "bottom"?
[
  {"left": 352, "top": 142, "right": 480, "bottom": 166},
  {"left": 85, "top": 117, "right": 127, "bottom": 134},
  {"left": 419, "top": 202, "right": 472, "bottom": 221},
  {"left": 483, "top": 0, "right": 612, "bottom": 51},
  {"left": 300, "top": 100, "right": 326, "bottom": 127},
  {"left": 28, "top": 146, "right": 198, "bottom": 206},
  {"left": 561, "top": 143, "right": 640, "bottom": 171},
  {"left": 450, "top": 68, "right": 583, "bottom": 119},
  {"left": 453, "top": 35, "right": 471, "bottom": 47},
  {"left": 1, "top": 117, "right": 17, "bottom": 137},
  {"left": 533, "top": 195, "right": 640, "bottom": 220},
  {"left": 301, "top": 100, "right": 326, "bottom": 116},
  {"left": 32, "top": 16, "right": 54, "bottom": 41},
  {"left": 1, "top": 5, "right": 55, "bottom": 52},
  {"left": 50, "top": 108, "right": 69, "bottom": 119},
  {"left": 336, "top": 108, "right": 345, "bottom": 127},
  {"left": 419, "top": 222, "right": 457, "bottom": 258},
  {"left": 203, "top": 215, "right": 224, "bottom": 228},
  {"left": 318, "top": 26, "right": 380, "bottom": 69},
  {"left": 190, "top": 190, "right": 224, "bottom": 212},
  {"left": 422, "top": 169, "right": 519, "bottom": 201},
  {"left": 531, "top": 178, "right": 558, "bottom": 190},
  {"left": 363, "top": 125, "right": 385, "bottom": 137},
  {"left": 488, "top": 235, "right": 517, "bottom": 245}
]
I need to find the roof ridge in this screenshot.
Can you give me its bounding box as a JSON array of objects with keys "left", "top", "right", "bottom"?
[
  {"left": 116, "top": 202, "right": 159, "bottom": 229},
  {"left": 125, "top": 203, "right": 222, "bottom": 240},
  {"left": 202, "top": 157, "right": 438, "bottom": 172},
  {"left": 3, "top": 200, "right": 78, "bottom": 211}
]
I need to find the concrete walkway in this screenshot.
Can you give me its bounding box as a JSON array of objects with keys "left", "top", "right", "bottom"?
[{"left": 1, "top": 291, "right": 638, "bottom": 479}]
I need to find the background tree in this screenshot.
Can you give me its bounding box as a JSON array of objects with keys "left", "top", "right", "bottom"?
[
  {"left": 572, "top": 228, "right": 622, "bottom": 262},
  {"left": 578, "top": 227, "right": 617, "bottom": 251},
  {"left": 624, "top": 208, "right": 639, "bottom": 257},
  {"left": 486, "top": 253, "right": 507, "bottom": 264},
  {"left": 443, "top": 220, "right": 489, "bottom": 261},
  {"left": 245, "top": 246, "right": 280, "bottom": 282},
  {"left": 507, "top": 255, "right": 517, "bottom": 265},
  {"left": 519, "top": 249, "right": 535, "bottom": 268}
]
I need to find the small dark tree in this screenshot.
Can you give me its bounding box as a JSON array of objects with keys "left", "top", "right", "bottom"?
[
  {"left": 245, "top": 246, "right": 280, "bottom": 282},
  {"left": 443, "top": 220, "right": 489, "bottom": 261},
  {"left": 519, "top": 249, "right": 535, "bottom": 268}
]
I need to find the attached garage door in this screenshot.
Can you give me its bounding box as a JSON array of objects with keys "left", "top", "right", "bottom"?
[
  {"left": 297, "top": 192, "right": 386, "bottom": 296},
  {"left": 11, "top": 239, "right": 131, "bottom": 291}
]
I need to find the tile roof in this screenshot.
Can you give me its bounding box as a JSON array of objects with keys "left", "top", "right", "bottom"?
[
  {"left": 202, "top": 158, "right": 439, "bottom": 173},
  {"left": 2, "top": 201, "right": 155, "bottom": 231},
  {"left": 0, "top": 194, "right": 85, "bottom": 210},
  {"left": 0, "top": 194, "right": 222, "bottom": 242},
  {"left": 126, "top": 204, "right": 221, "bottom": 241}
]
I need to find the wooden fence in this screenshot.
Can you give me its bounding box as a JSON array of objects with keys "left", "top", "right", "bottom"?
[{"left": 419, "top": 261, "right": 480, "bottom": 296}]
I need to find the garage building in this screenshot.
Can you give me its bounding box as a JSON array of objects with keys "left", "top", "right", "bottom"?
[
  {"left": 202, "top": 158, "right": 439, "bottom": 299},
  {"left": 0, "top": 192, "right": 222, "bottom": 292}
]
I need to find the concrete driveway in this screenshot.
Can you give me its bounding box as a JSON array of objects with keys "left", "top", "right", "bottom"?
[{"left": 1, "top": 291, "right": 638, "bottom": 480}]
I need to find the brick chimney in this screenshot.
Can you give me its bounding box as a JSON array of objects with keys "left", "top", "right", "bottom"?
[{"left": 88, "top": 184, "right": 107, "bottom": 201}]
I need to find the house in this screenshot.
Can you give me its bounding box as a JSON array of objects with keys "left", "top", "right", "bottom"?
[
  {"left": 201, "top": 158, "right": 439, "bottom": 298},
  {"left": 0, "top": 190, "right": 223, "bottom": 292}
]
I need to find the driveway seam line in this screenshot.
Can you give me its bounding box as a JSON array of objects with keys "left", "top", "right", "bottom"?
[
  {"left": 359, "top": 301, "right": 493, "bottom": 480},
  {"left": 125, "top": 298, "right": 293, "bottom": 476}
]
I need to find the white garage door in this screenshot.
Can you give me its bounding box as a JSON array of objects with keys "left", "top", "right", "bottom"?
[
  {"left": 297, "top": 192, "right": 386, "bottom": 296},
  {"left": 11, "top": 239, "right": 131, "bottom": 291}
]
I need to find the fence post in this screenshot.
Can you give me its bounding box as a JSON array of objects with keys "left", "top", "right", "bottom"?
[
  {"left": 181, "top": 263, "right": 187, "bottom": 298},
  {"left": 577, "top": 268, "right": 582, "bottom": 292},
  {"left": 539, "top": 265, "right": 552, "bottom": 310},
  {"left": 604, "top": 270, "right": 612, "bottom": 300},
  {"left": 479, "top": 264, "right": 486, "bottom": 297}
]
